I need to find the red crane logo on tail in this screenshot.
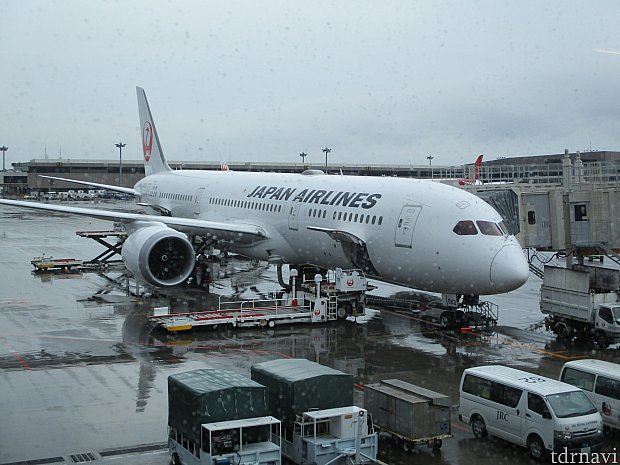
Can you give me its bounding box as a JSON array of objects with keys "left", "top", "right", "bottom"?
[{"left": 142, "top": 121, "right": 153, "bottom": 161}]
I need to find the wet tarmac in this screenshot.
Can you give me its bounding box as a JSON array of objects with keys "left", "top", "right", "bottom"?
[{"left": 1, "top": 203, "right": 619, "bottom": 465}]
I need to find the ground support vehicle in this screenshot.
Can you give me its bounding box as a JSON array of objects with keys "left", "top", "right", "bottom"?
[
  {"left": 560, "top": 359, "right": 620, "bottom": 432},
  {"left": 459, "top": 365, "right": 603, "bottom": 460},
  {"left": 279, "top": 406, "right": 378, "bottom": 465},
  {"left": 167, "top": 369, "right": 273, "bottom": 465},
  {"left": 169, "top": 416, "right": 282, "bottom": 465},
  {"left": 364, "top": 379, "right": 451, "bottom": 452},
  {"left": 31, "top": 256, "right": 83, "bottom": 271},
  {"left": 150, "top": 268, "right": 371, "bottom": 332},
  {"left": 541, "top": 265, "right": 620, "bottom": 349}
]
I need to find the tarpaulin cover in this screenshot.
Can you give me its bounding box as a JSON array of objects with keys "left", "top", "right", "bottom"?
[
  {"left": 251, "top": 359, "right": 353, "bottom": 429},
  {"left": 168, "top": 369, "right": 269, "bottom": 444}
]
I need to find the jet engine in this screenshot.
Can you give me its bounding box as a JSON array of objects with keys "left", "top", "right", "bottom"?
[{"left": 122, "top": 224, "right": 195, "bottom": 287}]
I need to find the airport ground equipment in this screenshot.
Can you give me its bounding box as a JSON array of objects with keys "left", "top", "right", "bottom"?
[
  {"left": 149, "top": 268, "right": 370, "bottom": 332},
  {"left": 167, "top": 369, "right": 273, "bottom": 465},
  {"left": 31, "top": 256, "right": 83, "bottom": 271},
  {"left": 251, "top": 359, "right": 377, "bottom": 464},
  {"left": 281, "top": 406, "right": 378, "bottom": 465},
  {"left": 541, "top": 265, "right": 620, "bottom": 349},
  {"left": 364, "top": 379, "right": 452, "bottom": 452}
]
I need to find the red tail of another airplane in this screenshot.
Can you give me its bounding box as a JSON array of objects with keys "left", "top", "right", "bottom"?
[{"left": 458, "top": 154, "right": 483, "bottom": 185}]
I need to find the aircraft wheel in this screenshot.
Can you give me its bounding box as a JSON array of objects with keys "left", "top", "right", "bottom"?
[
  {"left": 268, "top": 319, "right": 275, "bottom": 328},
  {"left": 336, "top": 305, "right": 348, "bottom": 320}
]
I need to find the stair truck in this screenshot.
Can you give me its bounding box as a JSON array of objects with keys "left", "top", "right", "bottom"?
[
  {"left": 251, "top": 358, "right": 378, "bottom": 465},
  {"left": 541, "top": 265, "right": 620, "bottom": 349},
  {"left": 364, "top": 379, "right": 452, "bottom": 452},
  {"left": 167, "top": 369, "right": 281, "bottom": 465}
]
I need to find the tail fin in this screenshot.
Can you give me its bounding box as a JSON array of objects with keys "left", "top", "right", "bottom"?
[
  {"left": 473, "top": 154, "right": 483, "bottom": 180},
  {"left": 136, "top": 86, "right": 171, "bottom": 176}
]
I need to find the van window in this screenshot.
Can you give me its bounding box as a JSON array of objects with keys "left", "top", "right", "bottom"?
[
  {"left": 463, "top": 375, "right": 522, "bottom": 407},
  {"left": 546, "top": 391, "right": 597, "bottom": 419},
  {"left": 595, "top": 376, "right": 620, "bottom": 401},
  {"left": 491, "top": 384, "right": 522, "bottom": 408},
  {"left": 561, "top": 367, "right": 595, "bottom": 392},
  {"left": 527, "top": 393, "right": 550, "bottom": 416},
  {"left": 463, "top": 374, "right": 491, "bottom": 399}
]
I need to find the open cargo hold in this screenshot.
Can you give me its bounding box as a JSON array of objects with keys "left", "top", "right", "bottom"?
[
  {"left": 251, "top": 358, "right": 353, "bottom": 430},
  {"left": 168, "top": 368, "right": 270, "bottom": 445}
]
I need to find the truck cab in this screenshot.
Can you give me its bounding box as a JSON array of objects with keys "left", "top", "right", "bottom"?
[{"left": 593, "top": 304, "right": 620, "bottom": 349}]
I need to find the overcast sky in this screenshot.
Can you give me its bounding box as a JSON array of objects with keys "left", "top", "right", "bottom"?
[{"left": 2, "top": 1, "right": 620, "bottom": 167}]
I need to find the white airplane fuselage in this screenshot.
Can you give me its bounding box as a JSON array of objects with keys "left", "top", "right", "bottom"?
[
  {"left": 135, "top": 169, "right": 528, "bottom": 295},
  {"left": 0, "top": 87, "right": 529, "bottom": 295}
]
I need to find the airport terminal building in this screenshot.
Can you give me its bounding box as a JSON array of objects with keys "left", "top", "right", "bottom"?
[{"left": 2, "top": 150, "right": 619, "bottom": 195}]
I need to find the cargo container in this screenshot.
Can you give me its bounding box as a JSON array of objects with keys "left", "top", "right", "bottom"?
[
  {"left": 364, "top": 379, "right": 452, "bottom": 451},
  {"left": 168, "top": 369, "right": 274, "bottom": 465},
  {"left": 251, "top": 358, "right": 353, "bottom": 432}
]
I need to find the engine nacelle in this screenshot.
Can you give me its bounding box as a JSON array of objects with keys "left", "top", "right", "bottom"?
[{"left": 122, "top": 224, "right": 195, "bottom": 287}]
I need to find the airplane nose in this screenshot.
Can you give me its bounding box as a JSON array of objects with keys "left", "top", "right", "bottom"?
[{"left": 490, "top": 244, "right": 529, "bottom": 292}]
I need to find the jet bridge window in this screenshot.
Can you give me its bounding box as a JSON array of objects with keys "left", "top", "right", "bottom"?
[
  {"left": 476, "top": 221, "right": 502, "bottom": 236},
  {"left": 453, "top": 220, "right": 478, "bottom": 235}
]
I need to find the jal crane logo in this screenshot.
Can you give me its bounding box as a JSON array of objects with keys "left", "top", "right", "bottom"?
[{"left": 142, "top": 121, "right": 153, "bottom": 161}]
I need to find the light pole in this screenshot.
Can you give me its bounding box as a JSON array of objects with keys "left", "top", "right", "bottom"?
[
  {"left": 115, "top": 142, "right": 126, "bottom": 186},
  {"left": 299, "top": 152, "right": 307, "bottom": 164},
  {"left": 0, "top": 146, "right": 8, "bottom": 171},
  {"left": 427, "top": 154, "right": 434, "bottom": 166},
  {"left": 322, "top": 147, "right": 331, "bottom": 172}
]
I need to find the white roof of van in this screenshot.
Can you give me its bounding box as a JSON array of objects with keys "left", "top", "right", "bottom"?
[
  {"left": 465, "top": 365, "right": 580, "bottom": 396},
  {"left": 564, "top": 359, "right": 620, "bottom": 376}
]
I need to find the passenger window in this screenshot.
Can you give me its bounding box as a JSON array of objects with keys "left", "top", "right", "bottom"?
[
  {"left": 492, "top": 384, "right": 522, "bottom": 408},
  {"left": 561, "top": 367, "right": 595, "bottom": 391},
  {"left": 476, "top": 221, "right": 503, "bottom": 236},
  {"left": 595, "top": 376, "right": 620, "bottom": 400},
  {"left": 463, "top": 374, "right": 491, "bottom": 399},
  {"left": 528, "top": 393, "right": 550, "bottom": 416},
  {"left": 453, "top": 220, "right": 478, "bottom": 235}
]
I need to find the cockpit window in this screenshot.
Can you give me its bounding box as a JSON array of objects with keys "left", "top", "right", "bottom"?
[
  {"left": 453, "top": 220, "right": 478, "bottom": 235},
  {"left": 498, "top": 221, "right": 509, "bottom": 236},
  {"left": 476, "top": 221, "right": 503, "bottom": 236}
]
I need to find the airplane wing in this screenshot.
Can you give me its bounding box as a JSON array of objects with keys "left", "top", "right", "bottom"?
[
  {"left": 0, "top": 199, "right": 267, "bottom": 243},
  {"left": 39, "top": 175, "right": 140, "bottom": 196}
]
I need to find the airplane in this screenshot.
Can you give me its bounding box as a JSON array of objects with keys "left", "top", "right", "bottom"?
[{"left": 0, "top": 87, "right": 529, "bottom": 305}]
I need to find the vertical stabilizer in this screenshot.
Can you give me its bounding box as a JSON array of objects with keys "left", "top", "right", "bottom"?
[{"left": 136, "top": 86, "right": 171, "bottom": 176}]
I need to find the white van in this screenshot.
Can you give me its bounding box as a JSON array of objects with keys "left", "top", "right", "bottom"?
[
  {"left": 459, "top": 365, "right": 603, "bottom": 459},
  {"left": 560, "top": 359, "right": 620, "bottom": 432}
]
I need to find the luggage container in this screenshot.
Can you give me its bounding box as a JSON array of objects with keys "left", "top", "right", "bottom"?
[
  {"left": 364, "top": 379, "right": 452, "bottom": 451},
  {"left": 251, "top": 359, "right": 353, "bottom": 433},
  {"left": 168, "top": 369, "right": 271, "bottom": 464}
]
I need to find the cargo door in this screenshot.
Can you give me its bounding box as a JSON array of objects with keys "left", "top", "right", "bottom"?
[
  {"left": 288, "top": 202, "right": 300, "bottom": 231},
  {"left": 394, "top": 205, "right": 421, "bottom": 248}
]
